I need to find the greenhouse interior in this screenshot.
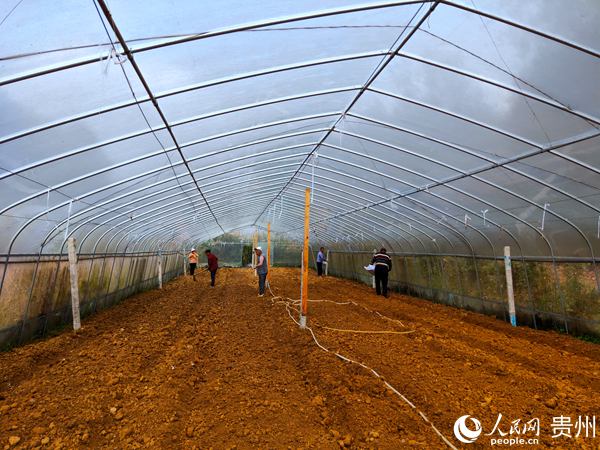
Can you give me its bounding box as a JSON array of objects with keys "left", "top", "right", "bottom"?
[{"left": 1, "top": 0, "right": 599, "bottom": 448}]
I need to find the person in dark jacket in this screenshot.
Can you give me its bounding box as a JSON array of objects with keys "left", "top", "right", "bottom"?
[
  {"left": 371, "top": 248, "right": 392, "bottom": 297},
  {"left": 205, "top": 249, "right": 219, "bottom": 287},
  {"left": 253, "top": 246, "right": 268, "bottom": 297},
  {"left": 316, "top": 247, "right": 326, "bottom": 277}
]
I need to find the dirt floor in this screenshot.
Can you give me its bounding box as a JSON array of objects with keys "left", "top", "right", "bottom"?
[{"left": 1, "top": 268, "right": 600, "bottom": 449}]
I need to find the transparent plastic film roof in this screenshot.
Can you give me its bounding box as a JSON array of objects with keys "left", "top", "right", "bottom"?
[{"left": 1, "top": 0, "right": 599, "bottom": 263}]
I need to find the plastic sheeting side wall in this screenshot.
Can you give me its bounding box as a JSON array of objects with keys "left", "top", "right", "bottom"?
[
  {"left": 327, "top": 251, "right": 600, "bottom": 338},
  {"left": 0, "top": 252, "right": 183, "bottom": 349}
]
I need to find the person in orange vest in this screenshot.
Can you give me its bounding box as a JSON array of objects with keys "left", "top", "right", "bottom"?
[
  {"left": 188, "top": 248, "right": 199, "bottom": 281},
  {"left": 205, "top": 249, "right": 219, "bottom": 287}
]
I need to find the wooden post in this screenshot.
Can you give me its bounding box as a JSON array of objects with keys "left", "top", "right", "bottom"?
[
  {"left": 67, "top": 237, "right": 81, "bottom": 331},
  {"left": 324, "top": 250, "right": 330, "bottom": 276},
  {"left": 183, "top": 250, "right": 187, "bottom": 276},
  {"left": 158, "top": 250, "right": 163, "bottom": 289},
  {"left": 504, "top": 246, "right": 517, "bottom": 326},
  {"left": 267, "top": 222, "right": 271, "bottom": 283},
  {"left": 300, "top": 188, "right": 311, "bottom": 328}
]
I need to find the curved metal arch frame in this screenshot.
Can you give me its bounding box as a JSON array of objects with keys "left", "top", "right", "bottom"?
[
  {"left": 0, "top": 0, "right": 428, "bottom": 87},
  {"left": 40, "top": 157, "right": 314, "bottom": 256},
  {"left": 101, "top": 165, "right": 468, "bottom": 255},
  {"left": 294, "top": 156, "right": 501, "bottom": 261},
  {"left": 109, "top": 191, "right": 404, "bottom": 255},
  {"left": 0, "top": 51, "right": 385, "bottom": 149},
  {"left": 318, "top": 113, "right": 600, "bottom": 264},
  {"left": 279, "top": 141, "right": 554, "bottom": 263},
  {"left": 1, "top": 2, "right": 600, "bottom": 312},
  {"left": 133, "top": 195, "right": 406, "bottom": 255},
  {"left": 0, "top": 109, "right": 342, "bottom": 182},
  {"left": 306, "top": 149, "right": 557, "bottom": 259},
  {"left": 70, "top": 160, "right": 472, "bottom": 261},
  {"left": 134, "top": 192, "right": 408, "bottom": 255},
  {"left": 0, "top": 109, "right": 345, "bottom": 217},
  {"left": 68, "top": 165, "right": 306, "bottom": 252},
  {"left": 77, "top": 171, "right": 298, "bottom": 248},
  {"left": 5, "top": 55, "right": 598, "bottom": 257},
  {"left": 395, "top": 52, "right": 600, "bottom": 126},
  {"left": 314, "top": 148, "right": 533, "bottom": 257},
  {"left": 35, "top": 83, "right": 552, "bottom": 256},
  {"left": 111, "top": 180, "right": 418, "bottom": 253},
  {"left": 85, "top": 179, "right": 298, "bottom": 253},
  {"left": 75, "top": 172, "right": 422, "bottom": 256},
  {"left": 1, "top": 0, "right": 595, "bottom": 88},
  {"left": 327, "top": 127, "right": 600, "bottom": 254},
  {"left": 5, "top": 56, "right": 597, "bottom": 257},
  {"left": 292, "top": 174, "right": 465, "bottom": 251},
  {"left": 43, "top": 132, "right": 528, "bottom": 260},
  {"left": 38, "top": 149, "right": 317, "bottom": 252},
  {"left": 11, "top": 103, "right": 584, "bottom": 268},
  {"left": 16, "top": 141, "right": 319, "bottom": 251},
  {"left": 346, "top": 112, "right": 600, "bottom": 190},
  {"left": 291, "top": 174, "right": 490, "bottom": 267}
]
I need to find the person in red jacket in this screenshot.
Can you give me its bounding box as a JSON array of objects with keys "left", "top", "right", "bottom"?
[{"left": 205, "top": 249, "right": 219, "bottom": 287}]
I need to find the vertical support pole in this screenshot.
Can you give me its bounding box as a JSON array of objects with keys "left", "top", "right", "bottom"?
[
  {"left": 67, "top": 237, "right": 81, "bottom": 331},
  {"left": 300, "top": 188, "right": 311, "bottom": 328},
  {"left": 253, "top": 229, "right": 258, "bottom": 277},
  {"left": 183, "top": 249, "right": 187, "bottom": 276},
  {"left": 504, "top": 246, "right": 517, "bottom": 327},
  {"left": 267, "top": 222, "right": 271, "bottom": 283},
  {"left": 324, "top": 250, "right": 330, "bottom": 276},
  {"left": 372, "top": 248, "right": 376, "bottom": 289},
  {"left": 158, "top": 249, "right": 163, "bottom": 289}
]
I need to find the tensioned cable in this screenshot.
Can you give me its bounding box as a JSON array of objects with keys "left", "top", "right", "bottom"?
[
  {"left": 341, "top": 118, "right": 600, "bottom": 194},
  {"left": 0, "top": 25, "right": 412, "bottom": 61},
  {"left": 94, "top": 0, "right": 224, "bottom": 234},
  {"left": 91, "top": 0, "right": 201, "bottom": 221},
  {"left": 253, "top": 1, "right": 438, "bottom": 226},
  {"left": 469, "top": 0, "right": 552, "bottom": 145},
  {"left": 0, "top": 0, "right": 24, "bottom": 29}
]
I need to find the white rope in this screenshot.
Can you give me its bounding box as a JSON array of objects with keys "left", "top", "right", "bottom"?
[
  {"left": 268, "top": 293, "right": 456, "bottom": 450},
  {"left": 310, "top": 153, "right": 318, "bottom": 204},
  {"left": 540, "top": 202, "right": 550, "bottom": 231},
  {"left": 64, "top": 199, "right": 73, "bottom": 241},
  {"left": 279, "top": 196, "right": 284, "bottom": 220},
  {"left": 481, "top": 209, "right": 489, "bottom": 227}
]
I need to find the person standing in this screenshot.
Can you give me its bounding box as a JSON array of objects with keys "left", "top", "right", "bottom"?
[
  {"left": 254, "top": 246, "right": 268, "bottom": 297},
  {"left": 316, "top": 247, "right": 326, "bottom": 277},
  {"left": 205, "top": 249, "right": 219, "bottom": 287},
  {"left": 188, "top": 248, "right": 198, "bottom": 281},
  {"left": 371, "top": 248, "right": 392, "bottom": 297}
]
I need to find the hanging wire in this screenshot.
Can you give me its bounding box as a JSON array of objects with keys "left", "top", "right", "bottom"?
[
  {"left": 92, "top": 0, "right": 201, "bottom": 218},
  {"left": 469, "top": 0, "right": 552, "bottom": 144},
  {"left": 540, "top": 202, "right": 550, "bottom": 231},
  {"left": 0, "top": 0, "right": 24, "bottom": 29},
  {"left": 310, "top": 152, "right": 318, "bottom": 204},
  {"left": 63, "top": 199, "right": 73, "bottom": 241}
]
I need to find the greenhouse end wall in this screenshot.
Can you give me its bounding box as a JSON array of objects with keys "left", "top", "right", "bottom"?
[
  {"left": 0, "top": 252, "right": 184, "bottom": 349},
  {"left": 326, "top": 251, "right": 600, "bottom": 338}
]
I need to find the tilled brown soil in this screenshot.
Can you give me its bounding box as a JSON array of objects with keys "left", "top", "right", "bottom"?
[{"left": 0, "top": 268, "right": 599, "bottom": 449}]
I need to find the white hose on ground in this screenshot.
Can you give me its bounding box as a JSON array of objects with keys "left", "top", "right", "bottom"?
[{"left": 266, "top": 291, "right": 457, "bottom": 450}]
